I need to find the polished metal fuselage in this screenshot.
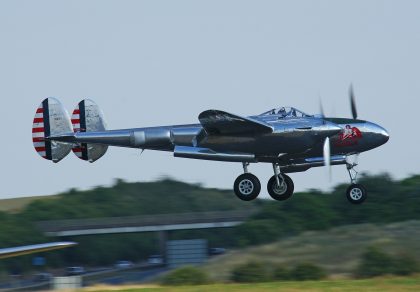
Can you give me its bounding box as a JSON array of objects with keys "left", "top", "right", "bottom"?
[{"left": 51, "top": 112, "right": 389, "bottom": 173}]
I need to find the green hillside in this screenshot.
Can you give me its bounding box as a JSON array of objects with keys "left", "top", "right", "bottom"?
[
  {"left": 202, "top": 220, "right": 420, "bottom": 281},
  {"left": 0, "top": 173, "right": 420, "bottom": 270},
  {"left": 0, "top": 195, "right": 56, "bottom": 213}
]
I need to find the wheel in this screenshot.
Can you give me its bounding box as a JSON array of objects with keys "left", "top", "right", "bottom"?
[
  {"left": 233, "top": 173, "right": 261, "bottom": 201},
  {"left": 346, "top": 184, "right": 367, "bottom": 204},
  {"left": 267, "top": 174, "right": 294, "bottom": 201}
]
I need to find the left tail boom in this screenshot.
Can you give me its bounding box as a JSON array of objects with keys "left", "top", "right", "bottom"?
[{"left": 47, "top": 127, "right": 175, "bottom": 150}]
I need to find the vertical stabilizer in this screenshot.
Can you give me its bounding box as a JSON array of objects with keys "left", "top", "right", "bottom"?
[
  {"left": 71, "top": 99, "right": 108, "bottom": 162},
  {"left": 32, "top": 98, "right": 73, "bottom": 163}
]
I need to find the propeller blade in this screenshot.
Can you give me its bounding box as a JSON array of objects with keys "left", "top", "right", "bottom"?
[
  {"left": 323, "top": 137, "right": 331, "bottom": 181},
  {"left": 349, "top": 84, "right": 358, "bottom": 119},
  {"left": 319, "top": 96, "right": 325, "bottom": 118}
]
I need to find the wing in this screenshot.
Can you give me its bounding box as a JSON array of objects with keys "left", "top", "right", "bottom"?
[
  {"left": 198, "top": 110, "right": 273, "bottom": 135},
  {"left": 0, "top": 242, "right": 77, "bottom": 259}
]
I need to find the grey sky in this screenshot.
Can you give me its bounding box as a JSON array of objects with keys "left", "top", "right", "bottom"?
[{"left": 1, "top": 1, "right": 419, "bottom": 198}]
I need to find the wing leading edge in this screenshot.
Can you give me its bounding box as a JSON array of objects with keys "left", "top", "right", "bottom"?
[
  {"left": 0, "top": 242, "right": 77, "bottom": 259},
  {"left": 198, "top": 110, "right": 273, "bottom": 135}
]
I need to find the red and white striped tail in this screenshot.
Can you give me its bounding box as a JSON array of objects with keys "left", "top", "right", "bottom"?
[
  {"left": 32, "top": 98, "right": 73, "bottom": 163},
  {"left": 71, "top": 99, "right": 108, "bottom": 162},
  {"left": 32, "top": 106, "right": 47, "bottom": 158},
  {"left": 71, "top": 103, "right": 85, "bottom": 160}
]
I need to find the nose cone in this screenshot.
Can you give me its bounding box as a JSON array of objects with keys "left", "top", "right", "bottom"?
[{"left": 367, "top": 122, "right": 389, "bottom": 147}]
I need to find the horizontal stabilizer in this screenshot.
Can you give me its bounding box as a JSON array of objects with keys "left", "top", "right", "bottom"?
[
  {"left": 71, "top": 99, "right": 108, "bottom": 162},
  {"left": 32, "top": 98, "right": 73, "bottom": 163},
  {"left": 199, "top": 110, "right": 273, "bottom": 135}
]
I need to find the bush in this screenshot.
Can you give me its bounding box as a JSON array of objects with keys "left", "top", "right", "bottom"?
[
  {"left": 391, "top": 255, "right": 419, "bottom": 276},
  {"left": 356, "top": 247, "right": 394, "bottom": 277},
  {"left": 290, "top": 263, "right": 326, "bottom": 281},
  {"left": 272, "top": 264, "right": 290, "bottom": 281},
  {"left": 356, "top": 247, "right": 419, "bottom": 278},
  {"left": 230, "top": 261, "right": 270, "bottom": 283},
  {"left": 161, "top": 266, "right": 209, "bottom": 286}
]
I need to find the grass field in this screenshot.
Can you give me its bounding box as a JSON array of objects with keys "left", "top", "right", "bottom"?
[{"left": 84, "top": 277, "right": 420, "bottom": 291}]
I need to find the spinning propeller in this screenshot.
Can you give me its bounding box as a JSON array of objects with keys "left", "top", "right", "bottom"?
[
  {"left": 323, "top": 137, "right": 331, "bottom": 180},
  {"left": 322, "top": 84, "right": 359, "bottom": 180}
]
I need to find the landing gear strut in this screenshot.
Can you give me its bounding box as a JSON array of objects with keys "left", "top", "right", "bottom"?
[
  {"left": 267, "top": 164, "right": 294, "bottom": 201},
  {"left": 346, "top": 162, "right": 367, "bottom": 204},
  {"left": 233, "top": 163, "right": 261, "bottom": 201}
]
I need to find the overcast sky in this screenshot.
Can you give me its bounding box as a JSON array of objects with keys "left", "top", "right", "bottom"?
[{"left": 1, "top": 0, "right": 419, "bottom": 199}]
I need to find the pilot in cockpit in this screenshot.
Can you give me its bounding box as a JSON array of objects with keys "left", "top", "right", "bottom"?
[{"left": 278, "top": 107, "right": 287, "bottom": 117}]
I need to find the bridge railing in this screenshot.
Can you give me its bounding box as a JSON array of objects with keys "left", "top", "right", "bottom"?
[{"left": 36, "top": 210, "right": 257, "bottom": 233}]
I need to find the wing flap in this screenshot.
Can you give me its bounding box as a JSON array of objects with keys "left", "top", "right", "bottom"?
[{"left": 198, "top": 110, "right": 273, "bottom": 135}]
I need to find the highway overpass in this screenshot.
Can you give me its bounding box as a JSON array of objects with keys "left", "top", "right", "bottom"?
[{"left": 36, "top": 210, "right": 254, "bottom": 237}]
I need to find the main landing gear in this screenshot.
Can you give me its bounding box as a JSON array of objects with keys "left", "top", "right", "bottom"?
[
  {"left": 233, "top": 163, "right": 295, "bottom": 201},
  {"left": 345, "top": 162, "right": 367, "bottom": 204}
]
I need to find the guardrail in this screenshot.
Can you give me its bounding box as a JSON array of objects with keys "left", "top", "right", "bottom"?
[{"left": 82, "top": 263, "right": 165, "bottom": 286}]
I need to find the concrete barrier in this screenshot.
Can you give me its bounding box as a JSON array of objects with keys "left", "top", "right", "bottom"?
[{"left": 52, "top": 276, "right": 81, "bottom": 290}]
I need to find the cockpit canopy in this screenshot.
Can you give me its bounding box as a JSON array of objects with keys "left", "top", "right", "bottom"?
[{"left": 259, "top": 107, "right": 312, "bottom": 118}]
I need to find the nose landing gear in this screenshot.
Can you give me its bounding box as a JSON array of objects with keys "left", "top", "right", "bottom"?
[{"left": 346, "top": 162, "right": 367, "bottom": 204}]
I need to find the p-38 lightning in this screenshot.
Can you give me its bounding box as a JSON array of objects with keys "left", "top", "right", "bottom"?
[{"left": 32, "top": 87, "right": 389, "bottom": 204}]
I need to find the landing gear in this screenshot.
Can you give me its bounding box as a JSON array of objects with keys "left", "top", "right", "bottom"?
[
  {"left": 233, "top": 163, "right": 261, "bottom": 201},
  {"left": 346, "top": 162, "right": 367, "bottom": 204},
  {"left": 233, "top": 163, "right": 295, "bottom": 201},
  {"left": 267, "top": 163, "right": 294, "bottom": 201},
  {"left": 346, "top": 184, "right": 367, "bottom": 204},
  {"left": 267, "top": 174, "right": 294, "bottom": 201}
]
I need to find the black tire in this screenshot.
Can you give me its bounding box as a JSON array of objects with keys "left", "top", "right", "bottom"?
[
  {"left": 233, "top": 173, "right": 261, "bottom": 201},
  {"left": 267, "top": 174, "right": 294, "bottom": 201},
  {"left": 346, "top": 184, "right": 367, "bottom": 204}
]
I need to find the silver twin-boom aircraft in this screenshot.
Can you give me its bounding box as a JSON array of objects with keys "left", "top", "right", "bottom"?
[{"left": 32, "top": 87, "right": 389, "bottom": 204}]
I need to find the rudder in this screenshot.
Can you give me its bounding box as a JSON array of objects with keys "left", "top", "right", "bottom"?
[{"left": 32, "top": 98, "right": 73, "bottom": 162}]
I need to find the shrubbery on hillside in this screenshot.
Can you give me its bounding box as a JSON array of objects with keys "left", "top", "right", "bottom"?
[
  {"left": 230, "top": 261, "right": 326, "bottom": 282},
  {"left": 161, "top": 266, "right": 209, "bottom": 285},
  {"left": 356, "top": 247, "right": 419, "bottom": 277},
  {"left": 290, "top": 263, "right": 326, "bottom": 281},
  {"left": 231, "top": 261, "right": 271, "bottom": 283}
]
